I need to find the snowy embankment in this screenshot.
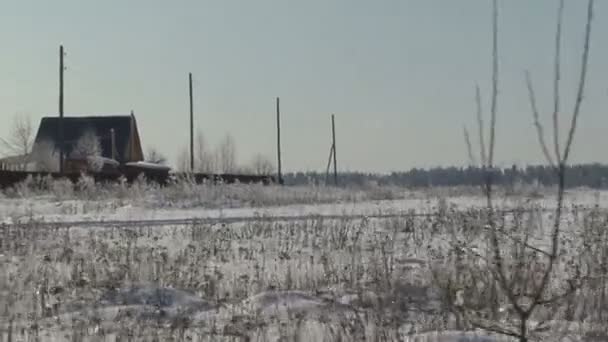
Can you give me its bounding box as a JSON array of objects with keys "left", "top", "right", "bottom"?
[{"left": 1, "top": 188, "right": 603, "bottom": 224}]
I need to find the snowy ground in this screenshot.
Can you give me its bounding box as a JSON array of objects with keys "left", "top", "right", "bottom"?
[
  {"left": 1, "top": 184, "right": 607, "bottom": 341},
  {"left": 1, "top": 186, "right": 605, "bottom": 224}
]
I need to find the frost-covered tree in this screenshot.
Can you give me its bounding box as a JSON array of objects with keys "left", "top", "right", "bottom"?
[
  {"left": 71, "top": 130, "right": 103, "bottom": 171},
  {"left": 251, "top": 154, "right": 274, "bottom": 175},
  {"left": 217, "top": 134, "right": 237, "bottom": 174},
  {"left": 31, "top": 140, "right": 59, "bottom": 172}
]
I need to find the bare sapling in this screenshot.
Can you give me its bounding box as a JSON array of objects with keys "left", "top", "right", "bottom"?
[{"left": 454, "top": 1, "right": 596, "bottom": 341}]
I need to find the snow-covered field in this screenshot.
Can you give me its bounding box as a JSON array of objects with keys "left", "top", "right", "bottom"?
[
  {"left": 1, "top": 183, "right": 605, "bottom": 224},
  {"left": 1, "top": 182, "right": 607, "bottom": 341}
]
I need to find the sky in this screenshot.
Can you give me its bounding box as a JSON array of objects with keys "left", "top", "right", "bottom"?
[{"left": 0, "top": 1, "right": 606, "bottom": 173}]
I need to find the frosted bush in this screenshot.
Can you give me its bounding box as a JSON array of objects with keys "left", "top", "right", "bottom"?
[
  {"left": 2, "top": 175, "right": 406, "bottom": 211},
  {"left": 51, "top": 178, "right": 74, "bottom": 200},
  {"left": 11, "top": 175, "right": 34, "bottom": 198},
  {"left": 75, "top": 174, "right": 97, "bottom": 199}
]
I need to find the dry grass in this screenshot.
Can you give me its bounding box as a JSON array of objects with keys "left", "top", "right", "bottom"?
[{"left": 1, "top": 175, "right": 407, "bottom": 210}]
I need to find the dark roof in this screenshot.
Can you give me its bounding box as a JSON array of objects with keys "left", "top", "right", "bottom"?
[{"left": 33, "top": 115, "right": 142, "bottom": 162}]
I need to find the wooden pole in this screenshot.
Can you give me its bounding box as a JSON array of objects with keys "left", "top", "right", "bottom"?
[
  {"left": 331, "top": 114, "right": 338, "bottom": 186},
  {"left": 59, "top": 45, "right": 65, "bottom": 174},
  {"left": 189, "top": 73, "right": 194, "bottom": 172},
  {"left": 325, "top": 145, "right": 334, "bottom": 186},
  {"left": 110, "top": 129, "right": 116, "bottom": 160},
  {"left": 130, "top": 110, "right": 135, "bottom": 162},
  {"left": 276, "top": 97, "right": 282, "bottom": 184}
]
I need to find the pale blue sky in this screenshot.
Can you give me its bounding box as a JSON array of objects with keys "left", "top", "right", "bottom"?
[{"left": 1, "top": 1, "right": 606, "bottom": 172}]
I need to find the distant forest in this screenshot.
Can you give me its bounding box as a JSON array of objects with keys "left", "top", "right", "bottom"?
[{"left": 282, "top": 163, "right": 608, "bottom": 189}]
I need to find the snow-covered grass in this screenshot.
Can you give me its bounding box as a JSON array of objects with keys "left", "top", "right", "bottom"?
[
  {"left": 1, "top": 181, "right": 607, "bottom": 341},
  {"left": 1, "top": 175, "right": 605, "bottom": 224},
  {"left": 0, "top": 214, "right": 495, "bottom": 341}
]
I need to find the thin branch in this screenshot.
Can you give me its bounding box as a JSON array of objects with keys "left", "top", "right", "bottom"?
[
  {"left": 525, "top": 71, "right": 556, "bottom": 168},
  {"left": 530, "top": 0, "right": 594, "bottom": 316},
  {"left": 487, "top": 0, "right": 499, "bottom": 168},
  {"left": 475, "top": 85, "right": 487, "bottom": 167},
  {"left": 562, "top": 0, "right": 594, "bottom": 164},
  {"left": 533, "top": 284, "right": 577, "bottom": 306},
  {"left": 0, "top": 137, "right": 18, "bottom": 156},
  {"left": 481, "top": 224, "right": 552, "bottom": 258},
  {"left": 463, "top": 126, "right": 477, "bottom": 167},
  {"left": 511, "top": 278, "right": 580, "bottom": 307},
  {"left": 466, "top": 315, "right": 522, "bottom": 339},
  {"left": 483, "top": 0, "right": 524, "bottom": 320},
  {"left": 552, "top": 0, "right": 564, "bottom": 163}
]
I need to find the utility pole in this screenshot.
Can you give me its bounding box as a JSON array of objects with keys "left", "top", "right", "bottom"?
[
  {"left": 110, "top": 129, "right": 116, "bottom": 160},
  {"left": 331, "top": 114, "right": 338, "bottom": 186},
  {"left": 325, "top": 144, "right": 334, "bottom": 185},
  {"left": 59, "top": 45, "right": 65, "bottom": 174},
  {"left": 189, "top": 73, "right": 194, "bottom": 172},
  {"left": 276, "top": 97, "right": 282, "bottom": 184}
]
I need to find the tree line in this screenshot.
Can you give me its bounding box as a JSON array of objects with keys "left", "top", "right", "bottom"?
[{"left": 283, "top": 163, "right": 608, "bottom": 189}]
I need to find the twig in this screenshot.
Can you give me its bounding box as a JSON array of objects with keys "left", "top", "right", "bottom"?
[
  {"left": 481, "top": 224, "right": 552, "bottom": 258},
  {"left": 525, "top": 71, "right": 556, "bottom": 168},
  {"left": 466, "top": 314, "right": 521, "bottom": 339}
]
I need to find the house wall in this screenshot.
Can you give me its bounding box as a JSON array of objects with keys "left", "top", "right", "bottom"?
[{"left": 125, "top": 115, "right": 144, "bottom": 162}]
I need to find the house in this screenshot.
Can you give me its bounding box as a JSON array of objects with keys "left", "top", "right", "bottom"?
[{"left": 30, "top": 113, "right": 144, "bottom": 172}]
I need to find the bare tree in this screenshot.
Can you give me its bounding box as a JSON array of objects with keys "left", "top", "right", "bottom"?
[
  {"left": 250, "top": 153, "right": 274, "bottom": 175},
  {"left": 217, "top": 133, "right": 237, "bottom": 174},
  {"left": 146, "top": 147, "right": 167, "bottom": 165},
  {"left": 1, "top": 115, "right": 34, "bottom": 170},
  {"left": 1, "top": 114, "right": 34, "bottom": 156},
  {"left": 448, "top": 1, "right": 595, "bottom": 341},
  {"left": 195, "top": 129, "right": 215, "bottom": 173}
]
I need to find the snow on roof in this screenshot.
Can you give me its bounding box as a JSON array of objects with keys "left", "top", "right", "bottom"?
[{"left": 125, "top": 161, "right": 171, "bottom": 171}]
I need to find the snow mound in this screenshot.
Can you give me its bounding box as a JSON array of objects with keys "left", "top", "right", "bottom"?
[
  {"left": 98, "top": 286, "right": 213, "bottom": 310},
  {"left": 401, "top": 331, "right": 511, "bottom": 342},
  {"left": 240, "top": 290, "right": 351, "bottom": 318}
]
